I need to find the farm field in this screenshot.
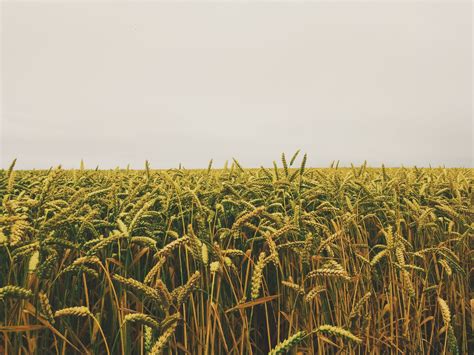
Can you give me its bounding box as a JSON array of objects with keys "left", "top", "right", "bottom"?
[{"left": 0, "top": 155, "right": 472, "bottom": 354}]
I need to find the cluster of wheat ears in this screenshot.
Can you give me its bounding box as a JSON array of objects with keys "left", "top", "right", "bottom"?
[{"left": 0, "top": 153, "right": 472, "bottom": 354}]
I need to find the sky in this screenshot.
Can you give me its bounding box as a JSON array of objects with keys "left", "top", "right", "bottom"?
[{"left": 1, "top": 1, "right": 472, "bottom": 169}]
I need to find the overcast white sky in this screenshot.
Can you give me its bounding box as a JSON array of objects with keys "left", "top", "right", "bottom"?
[{"left": 1, "top": 1, "right": 472, "bottom": 169}]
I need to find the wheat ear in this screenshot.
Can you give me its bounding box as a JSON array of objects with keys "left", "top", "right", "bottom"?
[
  {"left": 268, "top": 330, "right": 306, "bottom": 355},
  {"left": 55, "top": 306, "right": 92, "bottom": 318},
  {"left": 315, "top": 324, "right": 362, "bottom": 343}
]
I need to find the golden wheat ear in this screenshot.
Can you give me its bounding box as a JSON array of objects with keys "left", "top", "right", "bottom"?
[
  {"left": 54, "top": 306, "right": 92, "bottom": 318},
  {"left": 38, "top": 292, "right": 55, "bottom": 323},
  {"left": 175, "top": 271, "right": 201, "bottom": 306},
  {"left": 251, "top": 252, "right": 267, "bottom": 300},
  {"left": 437, "top": 297, "right": 451, "bottom": 325},
  {"left": 150, "top": 319, "right": 179, "bottom": 354}
]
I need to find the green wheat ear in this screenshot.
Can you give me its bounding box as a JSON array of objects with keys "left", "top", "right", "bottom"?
[
  {"left": 299, "top": 153, "right": 307, "bottom": 179},
  {"left": 6, "top": 158, "right": 17, "bottom": 192},
  {"left": 232, "top": 158, "right": 244, "bottom": 173},
  {"left": 145, "top": 160, "right": 150, "bottom": 180},
  {"left": 207, "top": 159, "right": 213, "bottom": 174},
  {"left": 0, "top": 286, "right": 33, "bottom": 301},
  {"left": 289, "top": 149, "right": 300, "bottom": 166},
  {"left": 268, "top": 331, "right": 306, "bottom": 355},
  {"left": 273, "top": 161, "right": 279, "bottom": 179},
  {"left": 281, "top": 152, "right": 289, "bottom": 177}
]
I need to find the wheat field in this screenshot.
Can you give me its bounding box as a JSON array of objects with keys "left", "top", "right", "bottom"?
[{"left": 0, "top": 154, "right": 472, "bottom": 354}]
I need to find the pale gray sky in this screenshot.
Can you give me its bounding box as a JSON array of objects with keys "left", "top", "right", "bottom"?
[{"left": 1, "top": 1, "right": 472, "bottom": 169}]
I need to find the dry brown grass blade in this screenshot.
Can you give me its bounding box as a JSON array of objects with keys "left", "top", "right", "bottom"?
[
  {"left": 0, "top": 325, "right": 47, "bottom": 332},
  {"left": 225, "top": 295, "right": 280, "bottom": 313}
]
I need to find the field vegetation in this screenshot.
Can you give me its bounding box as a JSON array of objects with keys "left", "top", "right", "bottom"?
[{"left": 0, "top": 153, "right": 472, "bottom": 354}]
